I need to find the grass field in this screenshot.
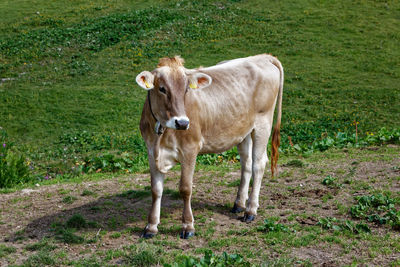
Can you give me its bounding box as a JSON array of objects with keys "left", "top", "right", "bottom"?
[
  {"left": 1, "top": 0, "right": 400, "bottom": 266},
  {"left": 1, "top": 0, "right": 399, "bottom": 144}
]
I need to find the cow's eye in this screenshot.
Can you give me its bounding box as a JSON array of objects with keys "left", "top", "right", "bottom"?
[{"left": 159, "top": 87, "right": 166, "bottom": 94}]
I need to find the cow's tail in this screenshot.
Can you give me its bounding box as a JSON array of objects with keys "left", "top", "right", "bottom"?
[{"left": 269, "top": 56, "right": 283, "bottom": 177}]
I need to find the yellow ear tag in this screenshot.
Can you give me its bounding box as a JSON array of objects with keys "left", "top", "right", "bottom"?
[
  {"left": 189, "top": 82, "right": 197, "bottom": 89},
  {"left": 144, "top": 81, "right": 151, "bottom": 89}
]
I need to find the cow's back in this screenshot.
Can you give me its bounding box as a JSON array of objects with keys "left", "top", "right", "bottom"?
[{"left": 186, "top": 54, "right": 281, "bottom": 153}]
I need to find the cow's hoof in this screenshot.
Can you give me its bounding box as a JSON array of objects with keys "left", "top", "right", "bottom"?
[
  {"left": 231, "top": 203, "right": 244, "bottom": 214},
  {"left": 141, "top": 230, "right": 156, "bottom": 239},
  {"left": 180, "top": 230, "right": 195, "bottom": 239},
  {"left": 241, "top": 213, "right": 256, "bottom": 223}
]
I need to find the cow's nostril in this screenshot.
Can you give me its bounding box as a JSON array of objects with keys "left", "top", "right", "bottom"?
[{"left": 175, "top": 119, "right": 189, "bottom": 130}]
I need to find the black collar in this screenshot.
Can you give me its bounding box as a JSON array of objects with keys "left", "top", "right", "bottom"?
[{"left": 147, "top": 91, "right": 164, "bottom": 135}]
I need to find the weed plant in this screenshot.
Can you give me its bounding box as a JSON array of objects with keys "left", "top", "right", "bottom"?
[
  {"left": 317, "top": 217, "right": 370, "bottom": 234},
  {"left": 0, "top": 128, "right": 31, "bottom": 188},
  {"left": 350, "top": 194, "right": 400, "bottom": 230},
  {"left": 166, "top": 250, "right": 250, "bottom": 267},
  {"left": 321, "top": 175, "right": 342, "bottom": 189},
  {"left": 258, "top": 218, "right": 292, "bottom": 233}
]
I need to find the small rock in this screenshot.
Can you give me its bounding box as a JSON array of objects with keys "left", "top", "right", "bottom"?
[{"left": 21, "top": 189, "right": 37, "bottom": 194}]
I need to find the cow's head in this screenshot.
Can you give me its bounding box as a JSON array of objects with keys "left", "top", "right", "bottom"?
[{"left": 136, "top": 56, "right": 212, "bottom": 130}]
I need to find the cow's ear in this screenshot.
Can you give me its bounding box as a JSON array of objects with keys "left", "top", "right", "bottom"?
[
  {"left": 188, "top": 73, "right": 212, "bottom": 90},
  {"left": 136, "top": 71, "right": 154, "bottom": 90}
]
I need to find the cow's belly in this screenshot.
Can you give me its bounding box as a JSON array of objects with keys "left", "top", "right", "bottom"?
[
  {"left": 199, "top": 122, "right": 254, "bottom": 154},
  {"left": 199, "top": 136, "right": 246, "bottom": 154}
]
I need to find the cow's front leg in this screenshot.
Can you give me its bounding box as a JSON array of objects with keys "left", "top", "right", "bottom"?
[
  {"left": 179, "top": 155, "right": 196, "bottom": 239},
  {"left": 142, "top": 156, "right": 165, "bottom": 238}
]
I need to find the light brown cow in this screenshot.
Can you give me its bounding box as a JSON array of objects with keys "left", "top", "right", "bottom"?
[{"left": 136, "top": 54, "right": 283, "bottom": 239}]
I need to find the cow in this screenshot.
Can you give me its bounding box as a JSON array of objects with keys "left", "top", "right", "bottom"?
[{"left": 135, "top": 54, "right": 283, "bottom": 239}]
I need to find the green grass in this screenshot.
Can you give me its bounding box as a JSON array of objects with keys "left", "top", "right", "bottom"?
[
  {"left": 81, "top": 189, "right": 95, "bottom": 196},
  {"left": 0, "top": 0, "right": 399, "bottom": 186},
  {"left": 23, "top": 251, "right": 57, "bottom": 266},
  {"left": 0, "top": 244, "right": 16, "bottom": 258},
  {"left": 62, "top": 195, "right": 77, "bottom": 204},
  {"left": 66, "top": 214, "right": 88, "bottom": 229},
  {"left": 25, "top": 238, "right": 57, "bottom": 252},
  {"left": 285, "top": 159, "right": 306, "bottom": 168},
  {"left": 118, "top": 189, "right": 151, "bottom": 200},
  {"left": 123, "top": 243, "right": 162, "bottom": 266}
]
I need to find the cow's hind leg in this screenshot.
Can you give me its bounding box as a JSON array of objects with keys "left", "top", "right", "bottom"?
[
  {"left": 232, "top": 134, "right": 252, "bottom": 214},
  {"left": 243, "top": 120, "right": 271, "bottom": 222},
  {"left": 142, "top": 156, "right": 165, "bottom": 238},
  {"left": 179, "top": 154, "right": 197, "bottom": 239}
]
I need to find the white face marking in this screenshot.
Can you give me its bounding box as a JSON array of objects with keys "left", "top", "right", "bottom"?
[{"left": 165, "top": 116, "right": 190, "bottom": 130}]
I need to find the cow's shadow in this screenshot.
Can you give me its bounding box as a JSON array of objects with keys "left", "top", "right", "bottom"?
[{"left": 6, "top": 188, "right": 239, "bottom": 242}]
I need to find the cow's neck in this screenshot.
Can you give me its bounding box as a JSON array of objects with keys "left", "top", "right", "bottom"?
[{"left": 147, "top": 91, "right": 164, "bottom": 135}]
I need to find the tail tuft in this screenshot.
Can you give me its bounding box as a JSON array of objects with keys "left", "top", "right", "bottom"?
[{"left": 271, "top": 123, "right": 281, "bottom": 177}]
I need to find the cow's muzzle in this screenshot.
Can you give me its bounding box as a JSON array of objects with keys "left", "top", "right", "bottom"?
[
  {"left": 175, "top": 119, "right": 189, "bottom": 130},
  {"left": 166, "top": 116, "right": 190, "bottom": 130}
]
